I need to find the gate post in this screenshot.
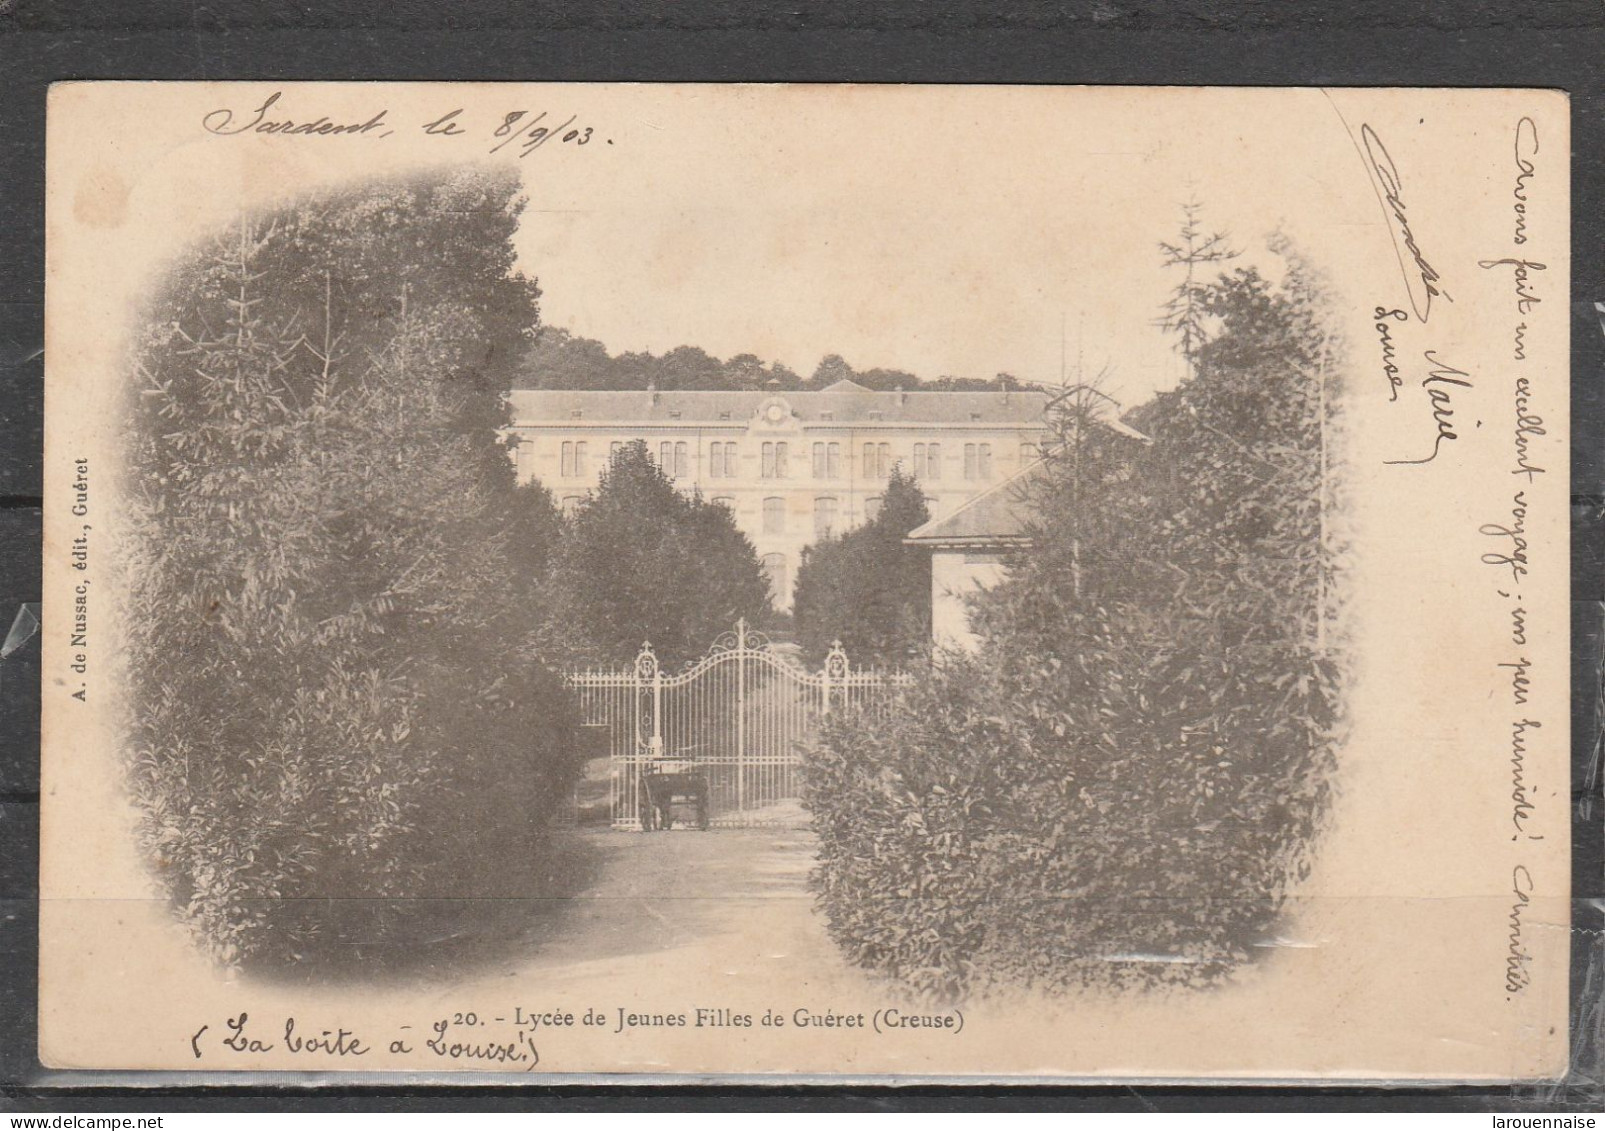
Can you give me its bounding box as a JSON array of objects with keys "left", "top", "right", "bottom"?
[
  {"left": 651, "top": 653, "right": 663, "bottom": 755},
  {"left": 735, "top": 618, "right": 746, "bottom": 815},
  {"left": 825, "top": 639, "right": 849, "bottom": 715},
  {"left": 631, "top": 640, "right": 659, "bottom": 830}
]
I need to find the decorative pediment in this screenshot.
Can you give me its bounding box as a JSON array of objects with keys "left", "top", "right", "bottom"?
[{"left": 752, "top": 396, "right": 799, "bottom": 431}]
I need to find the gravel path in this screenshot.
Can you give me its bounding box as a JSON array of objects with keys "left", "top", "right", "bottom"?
[{"left": 509, "top": 824, "right": 838, "bottom": 970}]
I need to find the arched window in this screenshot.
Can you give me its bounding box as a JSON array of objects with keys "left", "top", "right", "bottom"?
[
  {"left": 710, "top": 442, "right": 725, "bottom": 478},
  {"left": 926, "top": 442, "right": 942, "bottom": 479},
  {"left": 712, "top": 496, "right": 735, "bottom": 509},
  {"left": 674, "top": 441, "right": 689, "bottom": 477},
  {"left": 978, "top": 442, "right": 993, "bottom": 479},
  {"left": 561, "top": 495, "right": 583, "bottom": 518},
  {"left": 762, "top": 497, "right": 786, "bottom": 534},
  {"left": 913, "top": 443, "right": 926, "bottom": 476},
  {"left": 865, "top": 495, "right": 883, "bottom": 521}
]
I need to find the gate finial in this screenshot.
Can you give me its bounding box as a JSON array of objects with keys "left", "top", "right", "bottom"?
[{"left": 825, "top": 640, "right": 850, "bottom": 680}]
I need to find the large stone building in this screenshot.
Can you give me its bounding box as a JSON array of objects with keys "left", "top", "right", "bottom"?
[{"left": 507, "top": 378, "right": 1053, "bottom": 606}]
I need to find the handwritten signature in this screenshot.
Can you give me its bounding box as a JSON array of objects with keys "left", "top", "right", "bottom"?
[
  {"left": 1372, "top": 306, "right": 1408, "bottom": 401},
  {"left": 1506, "top": 865, "right": 1534, "bottom": 994},
  {"left": 1361, "top": 124, "right": 1452, "bottom": 322},
  {"left": 1384, "top": 351, "right": 1473, "bottom": 466}
]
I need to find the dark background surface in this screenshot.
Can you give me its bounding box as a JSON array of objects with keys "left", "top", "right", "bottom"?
[{"left": 0, "top": 0, "right": 1600, "bottom": 1111}]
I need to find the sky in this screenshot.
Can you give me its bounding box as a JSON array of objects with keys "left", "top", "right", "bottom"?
[
  {"left": 51, "top": 83, "right": 1406, "bottom": 419},
  {"left": 503, "top": 85, "right": 1378, "bottom": 409}
]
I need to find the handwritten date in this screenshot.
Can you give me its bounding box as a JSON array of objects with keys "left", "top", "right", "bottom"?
[{"left": 202, "top": 93, "right": 611, "bottom": 157}]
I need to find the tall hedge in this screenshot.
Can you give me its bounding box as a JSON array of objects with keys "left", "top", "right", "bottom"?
[
  {"left": 541, "top": 440, "right": 773, "bottom": 669},
  {"left": 122, "top": 170, "right": 580, "bottom": 967},
  {"left": 804, "top": 253, "right": 1346, "bottom": 998},
  {"left": 792, "top": 468, "right": 931, "bottom": 668}
]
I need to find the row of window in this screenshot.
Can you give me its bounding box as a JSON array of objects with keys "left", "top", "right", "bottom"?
[
  {"left": 723, "top": 495, "right": 882, "bottom": 537},
  {"left": 556, "top": 439, "right": 1033, "bottom": 480},
  {"left": 556, "top": 492, "right": 881, "bottom": 535}
]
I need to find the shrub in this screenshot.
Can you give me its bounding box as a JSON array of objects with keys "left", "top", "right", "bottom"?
[
  {"left": 122, "top": 171, "right": 582, "bottom": 967},
  {"left": 805, "top": 247, "right": 1346, "bottom": 998}
]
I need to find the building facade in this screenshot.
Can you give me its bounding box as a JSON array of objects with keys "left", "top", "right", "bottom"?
[
  {"left": 507, "top": 378, "right": 1053, "bottom": 607},
  {"left": 904, "top": 417, "right": 1151, "bottom": 652},
  {"left": 902, "top": 464, "right": 1040, "bottom": 653}
]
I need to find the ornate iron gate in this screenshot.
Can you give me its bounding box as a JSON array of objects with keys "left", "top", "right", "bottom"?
[{"left": 565, "top": 620, "right": 911, "bottom": 829}]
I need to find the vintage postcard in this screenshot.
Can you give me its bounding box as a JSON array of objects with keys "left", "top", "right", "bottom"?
[{"left": 41, "top": 83, "right": 1570, "bottom": 1080}]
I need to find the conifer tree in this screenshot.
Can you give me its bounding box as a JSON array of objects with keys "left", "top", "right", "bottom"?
[
  {"left": 792, "top": 467, "right": 931, "bottom": 668},
  {"left": 1157, "top": 198, "right": 1238, "bottom": 373},
  {"left": 545, "top": 440, "right": 772, "bottom": 667}
]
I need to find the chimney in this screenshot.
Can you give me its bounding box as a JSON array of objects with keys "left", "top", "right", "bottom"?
[
  {"left": 647, "top": 379, "right": 659, "bottom": 406},
  {"left": 895, "top": 384, "right": 907, "bottom": 405}
]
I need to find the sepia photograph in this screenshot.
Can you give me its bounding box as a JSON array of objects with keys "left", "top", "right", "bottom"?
[{"left": 39, "top": 83, "right": 1570, "bottom": 1080}]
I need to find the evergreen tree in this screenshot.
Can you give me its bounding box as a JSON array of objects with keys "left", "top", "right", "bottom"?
[
  {"left": 545, "top": 441, "right": 772, "bottom": 667},
  {"left": 792, "top": 467, "right": 931, "bottom": 668},
  {"left": 1156, "top": 198, "right": 1238, "bottom": 374}
]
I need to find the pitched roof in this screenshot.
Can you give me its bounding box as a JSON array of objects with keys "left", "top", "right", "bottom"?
[
  {"left": 903, "top": 414, "right": 1151, "bottom": 548},
  {"left": 903, "top": 461, "right": 1047, "bottom": 547},
  {"left": 506, "top": 387, "right": 1053, "bottom": 426}
]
